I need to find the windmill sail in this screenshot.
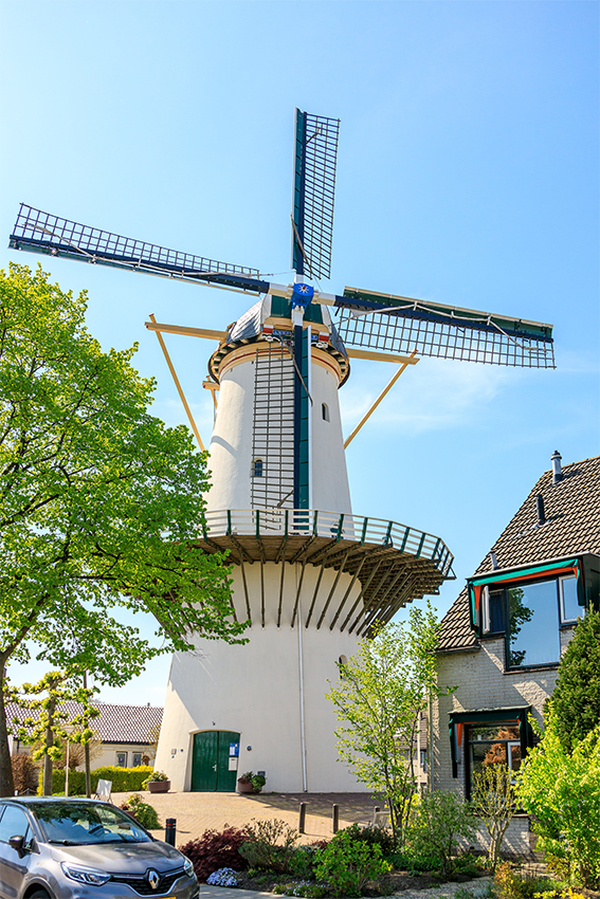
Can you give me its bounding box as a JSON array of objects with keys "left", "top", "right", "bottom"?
[
  {"left": 292, "top": 109, "right": 340, "bottom": 280},
  {"left": 9, "top": 204, "right": 268, "bottom": 295},
  {"left": 336, "top": 287, "right": 555, "bottom": 368}
]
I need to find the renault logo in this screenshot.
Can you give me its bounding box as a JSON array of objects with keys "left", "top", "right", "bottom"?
[{"left": 146, "top": 870, "right": 161, "bottom": 890}]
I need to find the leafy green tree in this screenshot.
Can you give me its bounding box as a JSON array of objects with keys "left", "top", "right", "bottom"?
[
  {"left": 549, "top": 609, "right": 600, "bottom": 753},
  {"left": 0, "top": 264, "right": 247, "bottom": 796},
  {"left": 517, "top": 709, "right": 600, "bottom": 889},
  {"left": 326, "top": 602, "right": 452, "bottom": 845},
  {"left": 408, "top": 791, "right": 476, "bottom": 876},
  {"left": 7, "top": 670, "right": 99, "bottom": 795},
  {"left": 471, "top": 764, "right": 516, "bottom": 869}
]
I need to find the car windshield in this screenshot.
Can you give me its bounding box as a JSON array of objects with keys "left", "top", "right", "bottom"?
[{"left": 28, "top": 801, "right": 153, "bottom": 845}]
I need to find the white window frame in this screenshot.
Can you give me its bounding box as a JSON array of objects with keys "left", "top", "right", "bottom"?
[{"left": 559, "top": 575, "right": 581, "bottom": 624}]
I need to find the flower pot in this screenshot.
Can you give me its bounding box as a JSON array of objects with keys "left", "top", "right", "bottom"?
[
  {"left": 148, "top": 780, "right": 170, "bottom": 793},
  {"left": 237, "top": 780, "right": 254, "bottom": 794}
]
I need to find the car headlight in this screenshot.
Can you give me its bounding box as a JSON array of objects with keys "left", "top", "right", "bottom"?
[
  {"left": 183, "top": 857, "right": 196, "bottom": 878},
  {"left": 61, "top": 862, "right": 112, "bottom": 886}
]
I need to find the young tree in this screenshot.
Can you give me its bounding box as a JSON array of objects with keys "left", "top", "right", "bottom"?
[
  {"left": 471, "top": 764, "right": 516, "bottom": 869},
  {"left": 517, "top": 710, "right": 600, "bottom": 889},
  {"left": 7, "top": 670, "right": 99, "bottom": 795},
  {"left": 326, "top": 602, "right": 452, "bottom": 845},
  {"left": 549, "top": 609, "right": 600, "bottom": 753},
  {"left": 0, "top": 264, "right": 247, "bottom": 796}
]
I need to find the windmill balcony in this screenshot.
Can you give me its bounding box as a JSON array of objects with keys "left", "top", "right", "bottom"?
[{"left": 197, "top": 508, "right": 454, "bottom": 636}]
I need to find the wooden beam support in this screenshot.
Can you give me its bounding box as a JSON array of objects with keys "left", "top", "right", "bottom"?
[
  {"left": 148, "top": 314, "right": 205, "bottom": 452},
  {"left": 344, "top": 351, "right": 418, "bottom": 449},
  {"left": 145, "top": 320, "right": 226, "bottom": 342}
]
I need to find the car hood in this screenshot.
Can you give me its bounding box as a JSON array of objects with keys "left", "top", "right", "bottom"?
[{"left": 51, "top": 840, "right": 184, "bottom": 872}]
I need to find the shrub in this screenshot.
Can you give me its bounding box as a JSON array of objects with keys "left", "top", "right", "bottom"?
[
  {"left": 389, "top": 846, "right": 442, "bottom": 874},
  {"left": 179, "top": 825, "right": 251, "bottom": 882},
  {"left": 349, "top": 824, "right": 396, "bottom": 858},
  {"left": 11, "top": 754, "right": 39, "bottom": 795},
  {"left": 239, "top": 819, "right": 300, "bottom": 874},
  {"left": 141, "top": 770, "right": 169, "bottom": 787},
  {"left": 408, "top": 791, "right": 477, "bottom": 876},
  {"left": 120, "top": 794, "right": 160, "bottom": 829},
  {"left": 290, "top": 845, "right": 325, "bottom": 878},
  {"left": 43, "top": 764, "right": 154, "bottom": 795},
  {"left": 314, "top": 827, "right": 391, "bottom": 897},
  {"left": 493, "top": 863, "right": 557, "bottom": 899}
]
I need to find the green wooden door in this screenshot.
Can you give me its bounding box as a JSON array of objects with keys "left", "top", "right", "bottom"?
[{"left": 191, "top": 731, "right": 240, "bottom": 792}]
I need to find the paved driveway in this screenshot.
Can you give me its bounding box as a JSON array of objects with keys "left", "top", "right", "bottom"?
[{"left": 112, "top": 790, "right": 381, "bottom": 845}]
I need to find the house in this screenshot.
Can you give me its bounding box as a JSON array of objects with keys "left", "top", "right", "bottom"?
[
  {"left": 7, "top": 701, "right": 163, "bottom": 770},
  {"left": 433, "top": 452, "right": 600, "bottom": 855}
]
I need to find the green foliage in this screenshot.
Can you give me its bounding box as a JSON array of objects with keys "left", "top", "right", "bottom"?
[
  {"left": 239, "top": 819, "right": 300, "bottom": 873},
  {"left": 549, "top": 609, "right": 600, "bottom": 753},
  {"left": 314, "top": 827, "right": 391, "bottom": 897},
  {"left": 389, "top": 847, "right": 443, "bottom": 874},
  {"left": 44, "top": 764, "right": 154, "bottom": 795},
  {"left": 471, "top": 764, "right": 516, "bottom": 869},
  {"left": 289, "top": 846, "right": 324, "bottom": 879},
  {"left": 408, "top": 791, "right": 476, "bottom": 876},
  {"left": 0, "top": 263, "right": 247, "bottom": 795},
  {"left": 120, "top": 793, "right": 160, "bottom": 829},
  {"left": 493, "top": 863, "right": 558, "bottom": 899},
  {"left": 516, "top": 711, "right": 600, "bottom": 889},
  {"left": 141, "top": 770, "right": 169, "bottom": 787},
  {"left": 6, "top": 669, "right": 99, "bottom": 795},
  {"left": 326, "top": 603, "right": 453, "bottom": 844}
]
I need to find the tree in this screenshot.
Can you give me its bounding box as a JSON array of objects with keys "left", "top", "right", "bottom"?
[
  {"left": 549, "top": 608, "right": 600, "bottom": 753},
  {"left": 0, "top": 264, "right": 247, "bottom": 796},
  {"left": 326, "top": 602, "right": 452, "bottom": 845},
  {"left": 471, "top": 764, "right": 516, "bottom": 869},
  {"left": 517, "top": 710, "right": 600, "bottom": 889},
  {"left": 6, "top": 670, "right": 99, "bottom": 795}
]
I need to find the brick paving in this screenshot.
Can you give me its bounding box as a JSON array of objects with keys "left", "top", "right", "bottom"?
[{"left": 112, "top": 790, "right": 381, "bottom": 844}]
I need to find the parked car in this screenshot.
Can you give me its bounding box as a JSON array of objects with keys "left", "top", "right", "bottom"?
[{"left": 0, "top": 797, "right": 199, "bottom": 899}]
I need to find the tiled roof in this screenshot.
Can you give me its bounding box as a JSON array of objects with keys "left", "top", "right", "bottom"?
[
  {"left": 6, "top": 701, "right": 163, "bottom": 745},
  {"left": 438, "top": 454, "right": 600, "bottom": 653}
]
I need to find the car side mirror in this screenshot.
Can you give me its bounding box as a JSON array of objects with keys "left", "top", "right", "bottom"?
[{"left": 8, "top": 835, "right": 26, "bottom": 857}]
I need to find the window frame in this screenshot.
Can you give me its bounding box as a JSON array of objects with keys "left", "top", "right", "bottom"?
[{"left": 115, "top": 751, "right": 128, "bottom": 768}]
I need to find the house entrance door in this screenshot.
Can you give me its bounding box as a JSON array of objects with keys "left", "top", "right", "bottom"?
[{"left": 191, "top": 730, "right": 240, "bottom": 792}]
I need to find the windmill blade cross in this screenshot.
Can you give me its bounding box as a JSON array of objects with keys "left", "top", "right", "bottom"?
[
  {"left": 292, "top": 109, "right": 340, "bottom": 280},
  {"left": 9, "top": 204, "right": 270, "bottom": 295},
  {"left": 335, "top": 287, "right": 555, "bottom": 369}
]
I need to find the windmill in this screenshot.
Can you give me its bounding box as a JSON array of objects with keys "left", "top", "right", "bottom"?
[{"left": 9, "top": 110, "right": 554, "bottom": 792}]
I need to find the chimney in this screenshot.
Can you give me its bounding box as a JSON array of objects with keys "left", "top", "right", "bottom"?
[
  {"left": 536, "top": 495, "right": 546, "bottom": 525},
  {"left": 551, "top": 450, "right": 562, "bottom": 484},
  {"left": 490, "top": 551, "right": 499, "bottom": 570}
]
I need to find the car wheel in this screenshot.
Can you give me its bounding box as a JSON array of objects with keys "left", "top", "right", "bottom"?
[{"left": 29, "top": 891, "right": 51, "bottom": 899}]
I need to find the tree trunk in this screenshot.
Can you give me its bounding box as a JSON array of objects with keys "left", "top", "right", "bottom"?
[
  {"left": 42, "top": 699, "right": 56, "bottom": 796},
  {"left": 0, "top": 661, "right": 15, "bottom": 796},
  {"left": 83, "top": 671, "right": 91, "bottom": 797}
]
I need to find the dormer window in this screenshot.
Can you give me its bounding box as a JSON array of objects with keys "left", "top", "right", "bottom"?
[{"left": 469, "top": 555, "right": 598, "bottom": 671}]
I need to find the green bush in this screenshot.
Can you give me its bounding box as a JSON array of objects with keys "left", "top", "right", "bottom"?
[
  {"left": 408, "top": 791, "right": 476, "bottom": 876},
  {"left": 239, "top": 819, "right": 300, "bottom": 874},
  {"left": 389, "top": 847, "right": 442, "bottom": 874},
  {"left": 41, "top": 765, "right": 154, "bottom": 795},
  {"left": 120, "top": 794, "right": 160, "bottom": 829},
  {"left": 493, "top": 863, "right": 558, "bottom": 899},
  {"left": 314, "top": 827, "right": 391, "bottom": 897}
]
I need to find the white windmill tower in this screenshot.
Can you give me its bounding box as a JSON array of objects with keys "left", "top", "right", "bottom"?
[{"left": 9, "top": 110, "right": 555, "bottom": 792}]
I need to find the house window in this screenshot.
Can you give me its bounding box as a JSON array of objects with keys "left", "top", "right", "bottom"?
[
  {"left": 132, "top": 752, "right": 143, "bottom": 767},
  {"left": 473, "top": 563, "right": 587, "bottom": 670},
  {"left": 449, "top": 707, "right": 532, "bottom": 797},
  {"left": 560, "top": 576, "right": 580, "bottom": 623},
  {"left": 322, "top": 403, "right": 330, "bottom": 421},
  {"left": 116, "top": 751, "right": 127, "bottom": 767},
  {"left": 253, "top": 458, "right": 263, "bottom": 477}
]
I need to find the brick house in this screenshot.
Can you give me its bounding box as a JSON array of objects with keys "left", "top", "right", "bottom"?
[{"left": 433, "top": 452, "right": 600, "bottom": 855}]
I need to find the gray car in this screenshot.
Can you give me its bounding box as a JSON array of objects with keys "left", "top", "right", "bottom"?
[{"left": 0, "top": 797, "right": 199, "bottom": 899}]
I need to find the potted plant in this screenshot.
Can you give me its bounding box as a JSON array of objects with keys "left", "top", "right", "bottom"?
[
  {"left": 236, "top": 771, "right": 266, "bottom": 794},
  {"left": 142, "top": 771, "right": 171, "bottom": 793}
]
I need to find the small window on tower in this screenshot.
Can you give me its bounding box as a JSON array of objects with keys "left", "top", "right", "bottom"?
[
  {"left": 253, "top": 458, "right": 263, "bottom": 477},
  {"left": 322, "top": 403, "right": 330, "bottom": 421}
]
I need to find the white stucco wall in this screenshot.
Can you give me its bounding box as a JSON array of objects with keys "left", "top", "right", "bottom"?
[
  {"left": 311, "top": 358, "right": 352, "bottom": 516},
  {"left": 155, "top": 561, "right": 364, "bottom": 792}
]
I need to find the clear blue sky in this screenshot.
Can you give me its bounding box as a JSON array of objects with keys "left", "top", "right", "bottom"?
[{"left": 1, "top": 0, "right": 598, "bottom": 705}]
